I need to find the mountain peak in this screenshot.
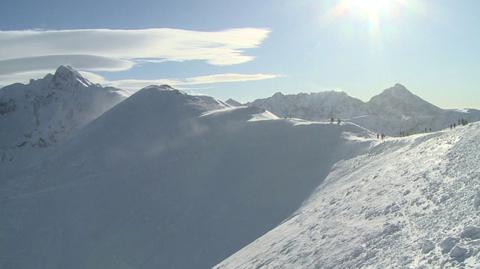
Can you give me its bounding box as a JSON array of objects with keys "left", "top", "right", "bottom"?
[
  {"left": 52, "top": 65, "right": 92, "bottom": 87},
  {"left": 380, "top": 83, "right": 413, "bottom": 97},
  {"left": 140, "top": 84, "right": 186, "bottom": 95},
  {"left": 368, "top": 83, "right": 442, "bottom": 121},
  {"left": 394, "top": 83, "right": 406, "bottom": 88},
  {"left": 226, "top": 98, "right": 242, "bottom": 106},
  {"left": 143, "top": 84, "right": 177, "bottom": 91}
]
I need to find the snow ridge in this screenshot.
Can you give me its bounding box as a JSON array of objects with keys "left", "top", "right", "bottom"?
[
  {"left": 217, "top": 123, "right": 480, "bottom": 269},
  {"left": 0, "top": 82, "right": 376, "bottom": 269}
]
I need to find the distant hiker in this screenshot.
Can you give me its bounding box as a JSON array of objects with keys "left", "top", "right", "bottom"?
[
  {"left": 337, "top": 118, "right": 341, "bottom": 125},
  {"left": 381, "top": 133, "right": 386, "bottom": 140},
  {"left": 330, "top": 117, "right": 335, "bottom": 124},
  {"left": 429, "top": 128, "right": 432, "bottom": 132},
  {"left": 377, "top": 133, "right": 380, "bottom": 139}
]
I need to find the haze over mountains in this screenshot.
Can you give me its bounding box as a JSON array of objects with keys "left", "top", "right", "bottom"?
[{"left": 1, "top": 66, "right": 480, "bottom": 269}]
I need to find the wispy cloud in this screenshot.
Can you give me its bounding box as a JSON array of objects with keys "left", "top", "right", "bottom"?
[
  {"left": 0, "top": 28, "right": 274, "bottom": 88},
  {"left": 80, "top": 72, "right": 279, "bottom": 91},
  {"left": 0, "top": 28, "right": 269, "bottom": 72},
  {"left": 0, "top": 55, "right": 134, "bottom": 74}
]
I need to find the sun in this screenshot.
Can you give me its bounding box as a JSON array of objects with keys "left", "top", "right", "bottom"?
[
  {"left": 328, "top": 0, "right": 409, "bottom": 36},
  {"left": 354, "top": 0, "right": 390, "bottom": 15},
  {"left": 332, "top": 0, "right": 402, "bottom": 21},
  {"left": 334, "top": 0, "right": 408, "bottom": 18}
]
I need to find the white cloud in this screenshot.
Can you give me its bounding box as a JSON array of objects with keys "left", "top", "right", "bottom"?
[
  {"left": 0, "top": 69, "right": 278, "bottom": 90},
  {"left": 82, "top": 72, "right": 279, "bottom": 90},
  {"left": 0, "top": 70, "right": 51, "bottom": 86},
  {"left": 183, "top": 73, "right": 279, "bottom": 85},
  {"left": 0, "top": 28, "right": 275, "bottom": 88},
  {"left": 0, "top": 55, "right": 134, "bottom": 75},
  {"left": 0, "top": 28, "right": 269, "bottom": 70}
]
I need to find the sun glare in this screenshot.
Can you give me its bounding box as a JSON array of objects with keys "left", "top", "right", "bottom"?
[
  {"left": 332, "top": 0, "right": 404, "bottom": 21},
  {"left": 328, "top": 0, "right": 410, "bottom": 40},
  {"left": 354, "top": 0, "right": 392, "bottom": 18}
]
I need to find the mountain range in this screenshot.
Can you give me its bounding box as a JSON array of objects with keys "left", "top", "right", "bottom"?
[
  {"left": 247, "top": 83, "right": 480, "bottom": 136},
  {"left": 1, "top": 66, "right": 480, "bottom": 269},
  {"left": 0, "top": 71, "right": 372, "bottom": 268}
]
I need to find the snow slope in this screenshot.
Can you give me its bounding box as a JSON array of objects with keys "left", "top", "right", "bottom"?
[
  {"left": 0, "top": 86, "right": 373, "bottom": 269},
  {"left": 248, "top": 84, "right": 480, "bottom": 136},
  {"left": 0, "top": 66, "right": 125, "bottom": 164},
  {"left": 217, "top": 122, "right": 480, "bottom": 269}
]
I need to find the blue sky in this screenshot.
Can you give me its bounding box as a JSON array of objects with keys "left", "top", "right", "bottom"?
[{"left": 0, "top": 0, "right": 479, "bottom": 108}]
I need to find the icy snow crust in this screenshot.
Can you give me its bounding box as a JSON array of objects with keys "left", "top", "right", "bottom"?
[
  {"left": 217, "top": 123, "right": 480, "bottom": 269},
  {"left": 0, "top": 85, "right": 373, "bottom": 269}
]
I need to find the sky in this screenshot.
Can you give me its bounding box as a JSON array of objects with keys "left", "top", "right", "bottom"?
[{"left": 0, "top": 0, "right": 479, "bottom": 108}]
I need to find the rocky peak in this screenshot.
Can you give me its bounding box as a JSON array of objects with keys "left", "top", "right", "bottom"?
[{"left": 51, "top": 65, "right": 92, "bottom": 88}]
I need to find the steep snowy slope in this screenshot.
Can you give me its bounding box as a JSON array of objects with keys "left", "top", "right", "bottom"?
[
  {"left": 247, "top": 84, "right": 480, "bottom": 136},
  {"left": 0, "top": 65, "right": 125, "bottom": 164},
  {"left": 0, "top": 86, "right": 373, "bottom": 269},
  {"left": 217, "top": 122, "right": 480, "bottom": 269}
]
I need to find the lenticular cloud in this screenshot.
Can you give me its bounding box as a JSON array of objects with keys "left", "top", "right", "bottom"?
[{"left": 0, "top": 28, "right": 270, "bottom": 73}]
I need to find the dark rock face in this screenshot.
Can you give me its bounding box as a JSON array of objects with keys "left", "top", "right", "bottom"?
[
  {"left": 440, "top": 237, "right": 459, "bottom": 254},
  {"left": 0, "top": 99, "right": 16, "bottom": 115},
  {"left": 473, "top": 193, "right": 480, "bottom": 209},
  {"left": 382, "top": 223, "right": 401, "bottom": 237},
  {"left": 450, "top": 246, "right": 469, "bottom": 262},
  {"left": 421, "top": 240, "right": 435, "bottom": 254},
  {"left": 461, "top": 226, "right": 480, "bottom": 240}
]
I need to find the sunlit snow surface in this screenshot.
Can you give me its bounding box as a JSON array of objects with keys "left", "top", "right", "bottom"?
[
  {"left": 2, "top": 67, "right": 480, "bottom": 269},
  {"left": 0, "top": 85, "right": 373, "bottom": 269},
  {"left": 217, "top": 123, "right": 480, "bottom": 269}
]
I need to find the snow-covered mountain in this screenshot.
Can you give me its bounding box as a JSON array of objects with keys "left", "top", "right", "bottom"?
[
  {"left": 225, "top": 98, "right": 242, "bottom": 106},
  {"left": 248, "top": 90, "right": 369, "bottom": 121},
  {"left": 217, "top": 122, "right": 480, "bottom": 269},
  {"left": 248, "top": 84, "right": 480, "bottom": 136},
  {"left": 0, "top": 65, "right": 125, "bottom": 164},
  {"left": 0, "top": 85, "right": 373, "bottom": 269},
  {"left": 2, "top": 67, "right": 480, "bottom": 269}
]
